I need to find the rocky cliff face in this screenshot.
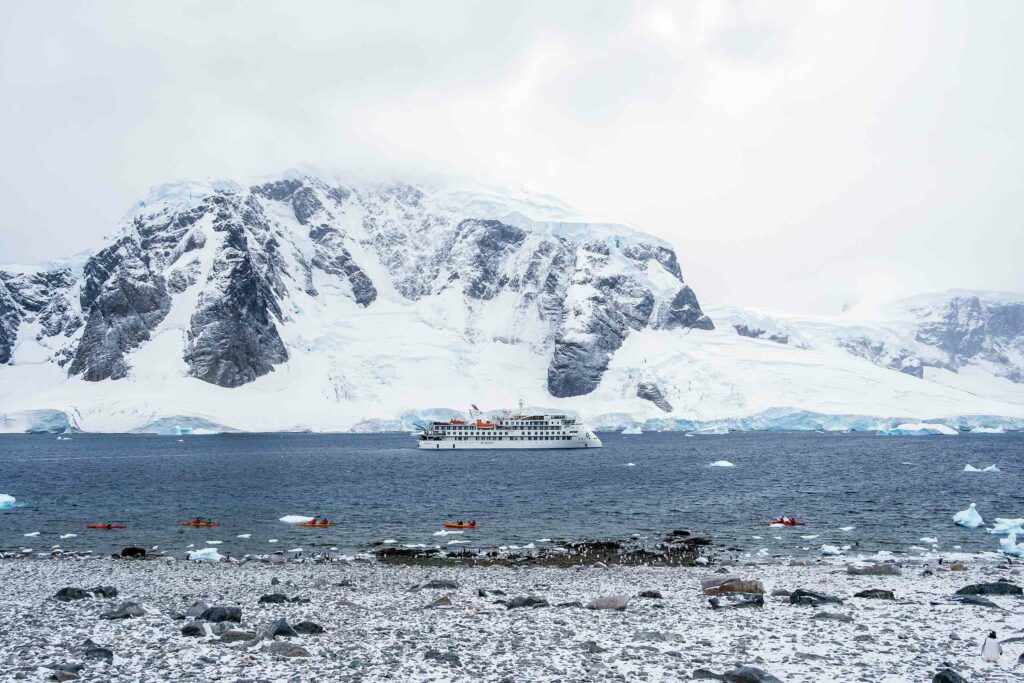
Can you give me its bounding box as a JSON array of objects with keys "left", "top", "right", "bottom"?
[{"left": 0, "top": 173, "right": 712, "bottom": 399}]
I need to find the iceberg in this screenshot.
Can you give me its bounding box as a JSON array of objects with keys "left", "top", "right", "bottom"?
[
  {"left": 621, "top": 426, "right": 642, "bottom": 435},
  {"left": 820, "top": 544, "right": 845, "bottom": 556},
  {"left": 982, "top": 464, "right": 1000, "bottom": 472},
  {"left": 187, "top": 548, "right": 223, "bottom": 562},
  {"left": 953, "top": 503, "right": 984, "bottom": 529},
  {"left": 989, "top": 518, "right": 1024, "bottom": 536},
  {"left": 694, "top": 425, "right": 729, "bottom": 435},
  {"left": 0, "top": 493, "right": 17, "bottom": 510},
  {"left": 964, "top": 464, "right": 1000, "bottom": 472},
  {"left": 709, "top": 460, "right": 735, "bottom": 467},
  {"left": 279, "top": 515, "right": 314, "bottom": 524},
  {"left": 1000, "top": 531, "right": 1024, "bottom": 558},
  {"left": 971, "top": 426, "right": 1005, "bottom": 434},
  {"left": 877, "top": 423, "right": 958, "bottom": 436}
]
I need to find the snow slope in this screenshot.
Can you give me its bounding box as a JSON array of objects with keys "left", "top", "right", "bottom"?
[{"left": 1, "top": 172, "right": 1023, "bottom": 433}]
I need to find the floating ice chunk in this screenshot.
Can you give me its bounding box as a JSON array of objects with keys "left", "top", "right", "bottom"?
[
  {"left": 751, "top": 535, "right": 763, "bottom": 540},
  {"left": 60, "top": 533, "right": 77, "bottom": 539},
  {"left": 447, "top": 540, "right": 470, "bottom": 545},
  {"left": 964, "top": 464, "right": 982, "bottom": 472},
  {"left": 625, "top": 462, "right": 636, "bottom": 467},
  {"left": 279, "top": 515, "right": 314, "bottom": 524},
  {"left": 186, "top": 543, "right": 194, "bottom": 548},
  {"left": 20, "top": 548, "right": 32, "bottom": 553},
  {"left": 820, "top": 544, "right": 845, "bottom": 556},
  {"left": 953, "top": 503, "right": 984, "bottom": 529},
  {"left": 621, "top": 426, "right": 642, "bottom": 435},
  {"left": 694, "top": 557, "right": 708, "bottom": 565},
  {"left": 23, "top": 531, "right": 39, "bottom": 537},
  {"left": 403, "top": 543, "right": 427, "bottom": 548},
  {"left": 964, "top": 464, "right": 1000, "bottom": 472},
  {"left": 1000, "top": 531, "right": 1024, "bottom": 558},
  {"left": 288, "top": 548, "right": 302, "bottom": 553},
  {"left": 268, "top": 539, "right": 278, "bottom": 543},
  {"left": 536, "top": 538, "right": 551, "bottom": 543},
  {"left": 237, "top": 534, "right": 251, "bottom": 539},
  {"left": 709, "top": 460, "right": 735, "bottom": 467},
  {"left": 919, "top": 537, "right": 938, "bottom": 544},
  {"left": 982, "top": 464, "right": 1000, "bottom": 472},
  {"left": 382, "top": 539, "right": 396, "bottom": 544},
  {"left": 0, "top": 493, "right": 17, "bottom": 509},
  {"left": 800, "top": 534, "right": 819, "bottom": 540},
  {"left": 188, "top": 548, "right": 222, "bottom": 562},
  {"left": 878, "top": 423, "right": 958, "bottom": 436},
  {"left": 523, "top": 543, "right": 535, "bottom": 549},
  {"left": 433, "top": 529, "right": 463, "bottom": 536},
  {"left": 839, "top": 526, "right": 855, "bottom": 531},
  {"left": 205, "top": 540, "right": 222, "bottom": 545},
  {"left": 989, "top": 518, "right": 1024, "bottom": 536}
]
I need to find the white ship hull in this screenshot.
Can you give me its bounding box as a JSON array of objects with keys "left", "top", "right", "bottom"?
[
  {"left": 417, "top": 408, "right": 602, "bottom": 450},
  {"left": 418, "top": 437, "right": 601, "bottom": 450}
]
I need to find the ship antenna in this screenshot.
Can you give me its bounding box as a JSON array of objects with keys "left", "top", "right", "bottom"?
[{"left": 518, "top": 398, "right": 524, "bottom": 416}]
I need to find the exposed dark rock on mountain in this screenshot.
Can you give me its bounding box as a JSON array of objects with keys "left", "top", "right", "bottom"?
[
  {"left": 636, "top": 382, "right": 673, "bottom": 412},
  {"left": 734, "top": 324, "right": 788, "bottom": 345}
]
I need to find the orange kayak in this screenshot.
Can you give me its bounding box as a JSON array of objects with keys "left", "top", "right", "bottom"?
[
  {"left": 179, "top": 521, "right": 220, "bottom": 527},
  {"left": 444, "top": 523, "right": 480, "bottom": 529},
  {"left": 297, "top": 522, "right": 335, "bottom": 527}
]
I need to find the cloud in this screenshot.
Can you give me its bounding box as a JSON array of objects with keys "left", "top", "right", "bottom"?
[{"left": 1, "top": 0, "right": 1022, "bottom": 312}]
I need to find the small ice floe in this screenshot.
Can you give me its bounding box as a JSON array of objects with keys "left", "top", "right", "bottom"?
[
  {"left": 625, "top": 462, "right": 636, "bottom": 467},
  {"left": 151, "top": 545, "right": 159, "bottom": 550},
  {"left": 694, "top": 556, "right": 708, "bottom": 565},
  {"left": 800, "top": 534, "right": 819, "bottom": 540},
  {"left": 953, "top": 503, "right": 985, "bottom": 529},
  {"left": 757, "top": 548, "right": 770, "bottom": 557},
  {"left": 205, "top": 540, "right": 223, "bottom": 545},
  {"left": 909, "top": 546, "right": 928, "bottom": 552},
  {"left": 919, "top": 536, "right": 938, "bottom": 544},
  {"left": 403, "top": 543, "right": 427, "bottom": 548},
  {"left": 839, "top": 526, "right": 855, "bottom": 531},
  {"left": 188, "top": 548, "right": 223, "bottom": 562},
  {"left": 51, "top": 544, "right": 59, "bottom": 549},
  {"left": 751, "top": 535, "right": 763, "bottom": 540},
  {"left": 709, "top": 460, "right": 735, "bottom": 467},
  {"left": 447, "top": 540, "right": 470, "bottom": 545},
  {"left": 536, "top": 538, "right": 551, "bottom": 543},
  {"left": 964, "top": 464, "right": 1000, "bottom": 473},
  {"left": 23, "top": 532, "right": 40, "bottom": 537},
  {"left": 989, "top": 518, "right": 1024, "bottom": 536},
  {"left": 382, "top": 539, "right": 396, "bottom": 544},
  {"left": 237, "top": 534, "right": 251, "bottom": 539},
  {"left": 0, "top": 493, "right": 18, "bottom": 510},
  {"left": 186, "top": 543, "right": 195, "bottom": 548},
  {"left": 20, "top": 548, "right": 32, "bottom": 554},
  {"left": 268, "top": 539, "right": 278, "bottom": 543},
  {"left": 433, "top": 529, "right": 463, "bottom": 536},
  {"left": 279, "top": 515, "right": 314, "bottom": 524},
  {"left": 330, "top": 547, "right": 338, "bottom": 551},
  {"left": 288, "top": 548, "right": 302, "bottom": 553},
  {"left": 621, "top": 426, "right": 642, "bottom": 435},
  {"left": 773, "top": 536, "right": 782, "bottom": 540},
  {"left": 820, "top": 544, "right": 845, "bottom": 556},
  {"left": 60, "top": 533, "right": 77, "bottom": 539},
  {"left": 1000, "top": 532, "right": 1024, "bottom": 558},
  {"left": 523, "top": 542, "right": 535, "bottom": 549}
]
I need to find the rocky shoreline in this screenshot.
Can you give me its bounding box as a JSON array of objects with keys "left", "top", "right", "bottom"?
[{"left": 1, "top": 551, "right": 1023, "bottom": 682}]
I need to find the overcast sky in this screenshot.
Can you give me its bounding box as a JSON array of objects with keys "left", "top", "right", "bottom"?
[{"left": 1, "top": 1, "right": 1021, "bottom": 313}]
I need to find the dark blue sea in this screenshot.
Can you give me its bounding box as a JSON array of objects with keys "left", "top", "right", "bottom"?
[{"left": 1, "top": 432, "right": 1021, "bottom": 559}]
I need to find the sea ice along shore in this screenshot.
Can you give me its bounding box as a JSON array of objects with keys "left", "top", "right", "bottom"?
[{"left": 1, "top": 553, "right": 1022, "bottom": 682}]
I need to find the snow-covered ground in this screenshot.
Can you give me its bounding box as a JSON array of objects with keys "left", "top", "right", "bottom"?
[{"left": 1, "top": 556, "right": 1021, "bottom": 682}]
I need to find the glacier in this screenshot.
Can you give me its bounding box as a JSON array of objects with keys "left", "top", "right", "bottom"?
[
  {"left": 1, "top": 171, "right": 1023, "bottom": 433},
  {"left": 877, "top": 423, "right": 958, "bottom": 436}
]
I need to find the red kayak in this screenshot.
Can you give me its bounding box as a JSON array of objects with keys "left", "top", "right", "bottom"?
[
  {"left": 769, "top": 518, "right": 804, "bottom": 527},
  {"left": 86, "top": 524, "right": 127, "bottom": 529}
]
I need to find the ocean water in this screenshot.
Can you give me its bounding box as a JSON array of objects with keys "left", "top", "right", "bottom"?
[{"left": 0, "top": 432, "right": 1021, "bottom": 559}]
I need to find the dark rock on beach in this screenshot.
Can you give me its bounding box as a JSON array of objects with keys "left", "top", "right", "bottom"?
[
  {"left": 266, "top": 641, "right": 311, "bottom": 657},
  {"left": 54, "top": 587, "right": 90, "bottom": 602},
  {"left": 955, "top": 581, "right": 1022, "bottom": 596},
  {"left": 293, "top": 620, "right": 325, "bottom": 635},
  {"left": 424, "top": 649, "right": 462, "bottom": 667},
  {"left": 267, "top": 617, "right": 298, "bottom": 638},
  {"left": 723, "top": 666, "right": 784, "bottom": 683},
  {"left": 201, "top": 605, "right": 242, "bottom": 623},
  {"left": 789, "top": 589, "right": 843, "bottom": 606},
  {"left": 506, "top": 595, "right": 549, "bottom": 609},
  {"left": 638, "top": 590, "right": 663, "bottom": 599},
  {"left": 181, "top": 622, "right": 206, "bottom": 637},
  {"left": 855, "top": 589, "right": 895, "bottom": 600},
  {"left": 120, "top": 547, "right": 146, "bottom": 559},
  {"left": 708, "top": 592, "right": 764, "bottom": 609},
  {"left": 82, "top": 638, "right": 113, "bottom": 664},
  {"left": 258, "top": 593, "right": 309, "bottom": 604},
  {"left": 932, "top": 669, "right": 968, "bottom": 683}
]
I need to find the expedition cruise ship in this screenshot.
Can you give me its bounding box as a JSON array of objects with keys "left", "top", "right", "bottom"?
[{"left": 417, "top": 405, "right": 602, "bottom": 450}]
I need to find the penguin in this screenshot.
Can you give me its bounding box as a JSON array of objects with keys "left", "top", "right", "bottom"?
[{"left": 981, "top": 631, "right": 1001, "bottom": 663}]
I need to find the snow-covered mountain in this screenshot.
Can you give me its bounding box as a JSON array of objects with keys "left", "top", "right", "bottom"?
[{"left": 1, "top": 171, "right": 1022, "bottom": 433}]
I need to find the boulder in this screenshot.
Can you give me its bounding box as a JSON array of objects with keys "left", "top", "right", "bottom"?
[
  {"left": 201, "top": 605, "right": 242, "bottom": 622},
  {"left": 770, "top": 589, "right": 791, "bottom": 598},
  {"left": 48, "top": 672, "right": 78, "bottom": 682},
  {"left": 115, "top": 600, "right": 145, "bottom": 616},
  {"left": 789, "top": 589, "right": 843, "bottom": 606},
  {"left": 854, "top": 589, "right": 895, "bottom": 600},
  {"left": 506, "top": 595, "right": 549, "bottom": 609},
  {"left": 293, "top": 621, "right": 325, "bottom": 635},
  {"left": 185, "top": 600, "right": 209, "bottom": 618},
  {"left": 638, "top": 590, "right": 663, "bottom": 599},
  {"left": 220, "top": 629, "right": 257, "bottom": 642},
  {"left": 82, "top": 639, "right": 113, "bottom": 664},
  {"left": 477, "top": 588, "right": 506, "bottom": 597},
  {"left": 120, "top": 546, "right": 146, "bottom": 559},
  {"left": 950, "top": 595, "right": 1001, "bottom": 609},
  {"left": 265, "top": 641, "right": 311, "bottom": 657},
  {"left": 89, "top": 586, "right": 118, "bottom": 598},
  {"left": 847, "top": 563, "right": 901, "bottom": 576},
  {"left": 702, "top": 578, "right": 764, "bottom": 596},
  {"left": 54, "top": 587, "right": 91, "bottom": 602},
  {"left": 723, "top": 666, "right": 784, "bottom": 683},
  {"left": 708, "top": 592, "right": 764, "bottom": 609},
  {"left": 267, "top": 617, "right": 298, "bottom": 638},
  {"left": 932, "top": 669, "right": 968, "bottom": 683},
  {"left": 955, "top": 582, "right": 1022, "bottom": 596},
  {"left": 258, "top": 593, "right": 290, "bottom": 604},
  {"left": 586, "top": 594, "right": 630, "bottom": 611},
  {"left": 181, "top": 621, "right": 206, "bottom": 637}
]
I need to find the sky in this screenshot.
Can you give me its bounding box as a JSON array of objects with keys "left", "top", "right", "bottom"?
[{"left": 1, "top": 0, "right": 1022, "bottom": 313}]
